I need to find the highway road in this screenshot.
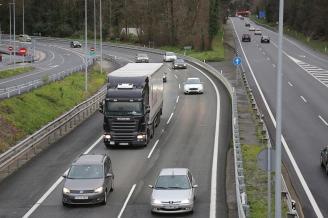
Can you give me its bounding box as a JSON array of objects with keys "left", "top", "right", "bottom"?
[
  {"left": 230, "top": 17, "right": 328, "bottom": 217},
  {"left": 0, "top": 45, "right": 232, "bottom": 218},
  {"left": 0, "top": 37, "right": 85, "bottom": 91}
]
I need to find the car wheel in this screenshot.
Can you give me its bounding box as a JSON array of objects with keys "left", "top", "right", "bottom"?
[
  {"left": 110, "top": 182, "right": 114, "bottom": 192},
  {"left": 326, "top": 164, "right": 328, "bottom": 175},
  {"left": 102, "top": 190, "right": 107, "bottom": 205},
  {"left": 62, "top": 201, "right": 69, "bottom": 207},
  {"left": 320, "top": 155, "right": 324, "bottom": 167}
]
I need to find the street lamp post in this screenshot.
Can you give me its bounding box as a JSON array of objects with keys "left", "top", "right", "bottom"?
[
  {"left": 9, "top": 3, "right": 12, "bottom": 62},
  {"left": 84, "top": 0, "right": 88, "bottom": 92},
  {"left": 13, "top": 0, "right": 16, "bottom": 70},
  {"left": 0, "top": 4, "right": 2, "bottom": 44},
  {"left": 93, "top": 0, "right": 96, "bottom": 52},
  {"left": 99, "top": 0, "right": 103, "bottom": 74},
  {"left": 275, "top": 0, "right": 285, "bottom": 217},
  {"left": 22, "top": 0, "right": 24, "bottom": 35}
]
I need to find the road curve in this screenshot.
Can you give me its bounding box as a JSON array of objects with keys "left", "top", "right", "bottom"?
[{"left": 0, "top": 46, "right": 232, "bottom": 218}]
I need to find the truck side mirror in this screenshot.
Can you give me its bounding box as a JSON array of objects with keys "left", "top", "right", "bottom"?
[
  {"left": 99, "top": 100, "right": 104, "bottom": 113},
  {"left": 146, "top": 106, "right": 150, "bottom": 114}
]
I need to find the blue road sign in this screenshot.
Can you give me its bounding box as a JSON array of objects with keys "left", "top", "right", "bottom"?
[{"left": 233, "top": 56, "right": 242, "bottom": 66}]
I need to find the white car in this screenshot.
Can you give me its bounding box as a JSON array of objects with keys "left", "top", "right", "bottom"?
[
  {"left": 254, "top": 29, "right": 262, "bottom": 35},
  {"left": 18, "top": 34, "right": 31, "bottom": 42},
  {"left": 249, "top": 26, "right": 255, "bottom": 31},
  {"left": 183, "top": 78, "right": 204, "bottom": 94},
  {"left": 163, "top": 52, "right": 177, "bottom": 62}
]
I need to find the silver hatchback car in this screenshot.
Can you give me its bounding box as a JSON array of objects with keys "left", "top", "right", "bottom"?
[{"left": 149, "top": 168, "right": 198, "bottom": 213}]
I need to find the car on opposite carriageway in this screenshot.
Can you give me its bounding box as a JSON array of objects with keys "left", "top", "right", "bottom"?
[{"left": 320, "top": 146, "right": 328, "bottom": 174}]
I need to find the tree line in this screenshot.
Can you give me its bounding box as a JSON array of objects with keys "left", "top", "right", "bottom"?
[
  {"left": 0, "top": 0, "right": 230, "bottom": 50},
  {"left": 253, "top": 0, "right": 328, "bottom": 40}
]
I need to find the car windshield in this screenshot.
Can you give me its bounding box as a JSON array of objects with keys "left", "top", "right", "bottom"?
[
  {"left": 166, "top": 52, "right": 175, "bottom": 56},
  {"left": 67, "top": 165, "right": 103, "bottom": 179},
  {"left": 138, "top": 54, "right": 147, "bottom": 57},
  {"left": 155, "top": 175, "right": 191, "bottom": 189},
  {"left": 105, "top": 101, "right": 143, "bottom": 116},
  {"left": 175, "top": 59, "right": 184, "bottom": 63},
  {"left": 185, "top": 78, "right": 201, "bottom": 84}
]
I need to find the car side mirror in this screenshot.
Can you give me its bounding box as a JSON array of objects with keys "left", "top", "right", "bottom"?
[
  {"left": 106, "top": 173, "right": 113, "bottom": 178},
  {"left": 192, "top": 184, "right": 198, "bottom": 188},
  {"left": 62, "top": 173, "right": 67, "bottom": 178},
  {"left": 99, "top": 100, "right": 104, "bottom": 113},
  {"left": 148, "top": 185, "right": 154, "bottom": 189}
]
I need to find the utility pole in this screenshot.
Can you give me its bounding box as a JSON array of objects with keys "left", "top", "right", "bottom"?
[
  {"left": 275, "top": 0, "right": 284, "bottom": 217},
  {"left": 84, "top": 0, "right": 88, "bottom": 92},
  {"left": 99, "top": 0, "right": 103, "bottom": 74}
]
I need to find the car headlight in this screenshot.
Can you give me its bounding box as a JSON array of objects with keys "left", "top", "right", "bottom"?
[
  {"left": 152, "top": 199, "right": 161, "bottom": 204},
  {"left": 104, "top": 134, "right": 111, "bottom": 139},
  {"left": 184, "top": 64, "right": 186, "bottom": 66},
  {"left": 181, "top": 199, "right": 191, "bottom": 204},
  {"left": 63, "top": 187, "right": 70, "bottom": 194},
  {"left": 175, "top": 64, "right": 178, "bottom": 67},
  {"left": 94, "top": 187, "right": 104, "bottom": 193},
  {"left": 137, "top": 134, "right": 146, "bottom": 139}
]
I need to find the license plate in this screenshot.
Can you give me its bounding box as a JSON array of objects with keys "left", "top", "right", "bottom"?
[
  {"left": 75, "top": 196, "right": 88, "bottom": 200},
  {"left": 166, "top": 205, "right": 178, "bottom": 209},
  {"left": 119, "top": 142, "right": 129, "bottom": 145}
]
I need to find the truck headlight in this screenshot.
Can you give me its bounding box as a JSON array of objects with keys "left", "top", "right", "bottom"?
[
  {"left": 104, "top": 134, "right": 111, "bottom": 139},
  {"left": 137, "top": 134, "right": 146, "bottom": 139},
  {"left": 94, "top": 187, "right": 103, "bottom": 193},
  {"left": 63, "top": 187, "right": 70, "bottom": 194}
]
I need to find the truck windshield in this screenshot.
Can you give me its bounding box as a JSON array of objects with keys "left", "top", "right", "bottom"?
[{"left": 105, "top": 101, "right": 143, "bottom": 116}]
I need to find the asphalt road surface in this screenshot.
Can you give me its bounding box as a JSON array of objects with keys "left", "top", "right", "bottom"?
[
  {"left": 0, "top": 46, "right": 232, "bottom": 218},
  {"left": 231, "top": 17, "right": 328, "bottom": 217},
  {"left": 0, "top": 37, "right": 85, "bottom": 91}
]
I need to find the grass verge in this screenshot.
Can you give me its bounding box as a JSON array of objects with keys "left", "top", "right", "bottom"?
[
  {"left": 0, "top": 66, "right": 35, "bottom": 79},
  {"left": 242, "top": 110, "right": 289, "bottom": 217},
  {"left": 250, "top": 16, "right": 328, "bottom": 54},
  {"left": 0, "top": 65, "right": 107, "bottom": 153},
  {"left": 161, "top": 32, "right": 225, "bottom": 62}
]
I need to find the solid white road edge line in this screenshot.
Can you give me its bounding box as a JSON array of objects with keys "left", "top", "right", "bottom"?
[
  {"left": 22, "top": 136, "right": 103, "bottom": 218},
  {"left": 187, "top": 64, "right": 220, "bottom": 218},
  {"left": 318, "top": 115, "right": 328, "bottom": 127},
  {"left": 166, "top": 113, "right": 174, "bottom": 125},
  {"left": 231, "top": 18, "right": 323, "bottom": 218},
  {"left": 117, "top": 184, "right": 137, "bottom": 218},
  {"left": 147, "top": 139, "right": 160, "bottom": 159},
  {"left": 300, "top": 96, "right": 307, "bottom": 103}
]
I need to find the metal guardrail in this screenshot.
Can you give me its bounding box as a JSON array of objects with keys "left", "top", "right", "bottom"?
[
  {"left": 241, "top": 70, "right": 299, "bottom": 217},
  {"left": 0, "top": 86, "right": 106, "bottom": 180},
  {"left": 0, "top": 59, "right": 95, "bottom": 99}
]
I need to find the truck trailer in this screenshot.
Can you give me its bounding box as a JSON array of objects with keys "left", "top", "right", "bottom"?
[{"left": 99, "top": 63, "right": 165, "bottom": 147}]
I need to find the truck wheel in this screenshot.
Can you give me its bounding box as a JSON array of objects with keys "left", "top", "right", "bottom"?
[{"left": 150, "top": 124, "right": 154, "bottom": 139}]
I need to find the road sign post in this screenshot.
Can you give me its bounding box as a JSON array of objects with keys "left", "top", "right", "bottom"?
[{"left": 233, "top": 56, "right": 242, "bottom": 84}]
